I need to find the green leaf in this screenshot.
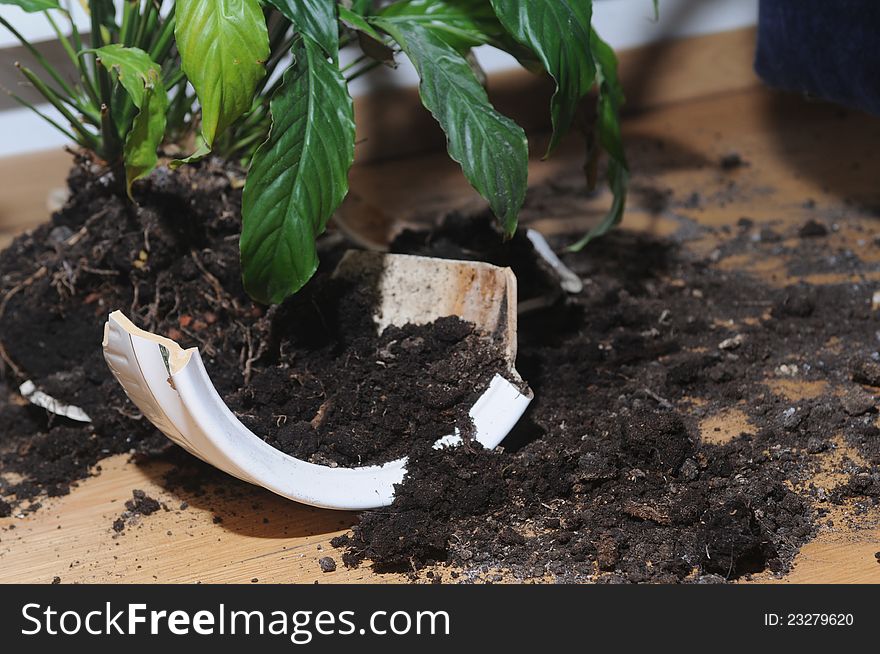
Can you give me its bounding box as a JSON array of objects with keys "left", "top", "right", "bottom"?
[
  {"left": 0, "top": 0, "right": 60, "bottom": 12},
  {"left": 90, "top": 0, "right": 117, "bottom": 30},
  {"left": 568, "top": 29, "right": 628, "bottom": 252},
  {"left": 170, "top": 134, "right": 211, "bottom": 168},
  {"left": 241, "top": 36, "right": 355, "bottom": 304},
  {"left": 338, "top": 5, "right": 394, "bottom": 65},
  {"left": 378, "top": 0, "right": 504, "bottom": 51},
  {"left": 338, "top": 4, "right": 382, "bottom": 42},
  {"left": 175, "top": 0, "right": 269, "bottom": 149},
  {"left": 374, "top": 19, "right": 527, "bottom": 235},
  {"left": 265, "top": 0, "right": 338, "bottom": 60},
  {"left": 349, "top": 0, "right": 372, "bottom": 14},
  {"left": 489, "top": 0, "right": 594, "bottom": 155},
  {"left": 593, "top": 30, "right": 625, "bottom": 163},
  {"left": 90, "top": 45, "right": 167, "bottom": 194},
  {"left": 123, "top": 88, "right": 168, "bottom": 191}
]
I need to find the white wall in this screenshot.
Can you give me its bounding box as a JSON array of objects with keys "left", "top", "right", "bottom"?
[
  {"left": 0, "top": 0, "right": 758, "bottom": 158},
  {"left": 0, "top": 2, "right": 90, "bottom": 48}
]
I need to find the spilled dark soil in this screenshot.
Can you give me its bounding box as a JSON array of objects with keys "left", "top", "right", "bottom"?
[
  {"left": 0, "top": 154, "right": 505, "bottom": 488},
  {"left": 332, "top": 213, "right": 880, "bottom": 582},
  {"left": 2, "top": 156, "right": 880, "bottom": 582},
  {"left": 226, "top": 296, "right": 507, "bottom": 466}
]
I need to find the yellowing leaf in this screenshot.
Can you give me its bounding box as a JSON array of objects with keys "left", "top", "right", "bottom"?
[
  {"left": 175, "top": 0, "right": 269, "bottom": 149},
  {"left": 90, "top": 45, "right": 167, "bottom": 194}
]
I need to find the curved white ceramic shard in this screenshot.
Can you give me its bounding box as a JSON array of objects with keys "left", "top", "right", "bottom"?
[
  {"left": 103, "top": 312, "right": 531, "bottom": 510},
  {"left": 102, "top": 253, "right": 532, "bottom": 510},
  {"left": 19, "top": 380, "right": 91, "bottom": 423}
]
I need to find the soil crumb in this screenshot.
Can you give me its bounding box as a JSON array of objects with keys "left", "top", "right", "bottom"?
[
  {"left": 720, "top": 152, "right": 747, "bottom": 170},
  {"left": 112, "top": 489, "right": 161, "bottom": 533}
]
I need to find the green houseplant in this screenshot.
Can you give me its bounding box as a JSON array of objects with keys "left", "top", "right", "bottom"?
[{"left": 1, "top": 0, "right": 631, "bottom": 304}]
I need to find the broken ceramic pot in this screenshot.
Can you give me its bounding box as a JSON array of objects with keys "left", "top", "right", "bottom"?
[{"left": 102, "top": 252, "right": 532, "bottom": 510}]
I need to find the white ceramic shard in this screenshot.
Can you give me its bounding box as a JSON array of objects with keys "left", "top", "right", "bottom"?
[
  {"left": 19, "top": 380, "right": 91, "bottom": 423},
  {"left": 102, "top": 253, "right": 532, "bottom": 510}
]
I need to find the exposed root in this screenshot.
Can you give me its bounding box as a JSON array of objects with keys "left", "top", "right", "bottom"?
[
  {"left": 0, "top": 340, "right": 25, "bottom": 379},
  {"left": 0, "top": 266, "right": 46, "bottom": 320}
]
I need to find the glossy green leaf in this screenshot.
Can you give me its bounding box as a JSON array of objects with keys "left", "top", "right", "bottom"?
[
  {"left": 338, "top": 5, "right": 393, "bottom": 64},
  {"left": 375, "top": 19, "right": 527, "bottom": 235},
  {"left": 350, "top": 0, "right": 372, "bottom": 14},
  {"left": 241, "top": 37, "right": 355, "bottom": 304},
  {"left": 568, "top": 29, "right": 628, "bottom": 251},
  {"left": 489, "top": 0, "right": 594, "bottom": 155},
  {"left": 90, "top": 45, "right": 167, "bottom": 193},
  {"left": 175, "top": 0, "right": 269, "bottom": 149},
  {"left": 378, "top": 0, "right": 504, "bottom": 51},
  {"left": 338, "top": 4, "right": 382, "bottom": 42},
  {"left": 0, "top": 0, "right": 60, "bottom": 12},
  {"left": 265, "top": 0, "right": 338, "bottom": 59}
]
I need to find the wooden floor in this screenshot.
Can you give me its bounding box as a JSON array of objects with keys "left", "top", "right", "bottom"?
[{"left": 2, "top": 38, "right": 880, "bottom": 583}]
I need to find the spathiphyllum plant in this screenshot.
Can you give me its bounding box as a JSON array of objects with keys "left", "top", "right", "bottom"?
[{"left": 1, "top": 0, "right": 635, "bottom": 304}]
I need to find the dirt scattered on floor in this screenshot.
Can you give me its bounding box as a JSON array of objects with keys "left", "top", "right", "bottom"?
[
  {"left": 332, "top": 213, "right": 880, "bottom": 582},
  {"left": 2, "top": 158, "right": 880, "bottom": 583},
  {"left": 112, "top": 489, "right": 162, "bottom": 533}
]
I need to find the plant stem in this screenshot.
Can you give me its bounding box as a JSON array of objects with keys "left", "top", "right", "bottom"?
[
  {"left": 225, "top": 128, "right": 268, "bottom": 159},
  {"left": 255, "top": 34, "right": 294, "bottom": 98},
  {"left": 90, "top": 4, "right": 123, "bottom": 164},
  {"left": 134, "top": 0, "right": 159, "bottom": 51},
  {"left": 43, "top": 11, "right": 77, "bottom": 71},
  {"left": 148, "top": 9, "right": 176, "bottom": 61},
  {"left": 42, "top": 10, "right": 101, "bottom": 120},
  {"left": 163, "top": 67, "right": 184, "bottom": 88},
  {"left": 63, "top": 6, "right": 101, "bottom": 109},
  {"left": 3, "top": 87, "right": 78, "bottom": 142},
  {"left": 345, "top": 59, "right": 383, "bottom": 82},
  {"left": 0, "top": 15, "right": 78, "bottom": 99},
  {"left": 341, "top": 52, "right": 369, "bottom": 73},
  {"left": 120, "top": 0, "right": 138, "bottom": 46},
  {"left": 16, "top": 63, "right": 99, "bottom": 150},
  {"left": 166, "top": 78, "right": 193, "bottom": 137}
]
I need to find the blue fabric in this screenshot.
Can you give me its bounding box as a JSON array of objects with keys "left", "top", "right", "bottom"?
[{"left": 755, "top": 0, "right": 880, "bottom": 115}]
